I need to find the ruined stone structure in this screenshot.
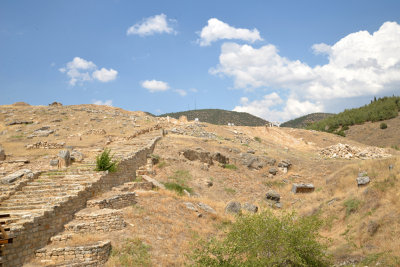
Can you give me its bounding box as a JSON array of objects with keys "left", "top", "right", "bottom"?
[{"left": 0, "top": 131, "right": 161, "bottom": 267}]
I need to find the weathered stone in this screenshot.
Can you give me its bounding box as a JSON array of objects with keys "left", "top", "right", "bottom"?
[
  {"left": 50, "top": 159, "right": 59, "bottom": 166},
  {"left": 0, "top": 145, "right": 5, "bottom": 161},
  {"left": 266, "top": 190, "right": 280, "bottom": 202},
  {"left": 6, "top": 120, "right": 33, "bottom": 126},
  {"left": 225, "top": 201, "right": 241, "bottom": 214},
  {"left": 291, "top": 183, "right": 315, "bottom": 193},
  {"left": 197, "top": 202, "right": 216, "bottom": 214},
  {"left": 212, "top": 152, "right": 229, "bottom": 164},
  {"left": 356, "top": 176, "right": 370, "bottom": 187},
  {"left": 184, "top": 202, "right": 198, "bottom": 211},
  {"left": 268, "top": 167, "right": 278, "bottom": 175},
  {"left": 0, "top": 169, "right": 32, "bottom": 184},
  {"left": 141, "top": 175, "right": 165, "bottom": 189},
  {"left": 243, "top": 203, "right": 258, "bottom": 213},
  {"left": 278, "top": 159, "right": 292, "bottom": 168},
  {"left": 239, "top": 153, "right": 275, "bottom": 170},
  {"left": 58, "top": 150, "right": 71, "bottom": 167},
  {"left": 182, "top": 149, "right": 213, "bottom": 165},
  {"left": 70, "top": 150, "right": 84, "bottom": 162}
]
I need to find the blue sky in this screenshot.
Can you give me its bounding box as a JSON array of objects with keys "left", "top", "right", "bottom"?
[{"left": 1, "top": 0, "right": 400, "bottom": 122}]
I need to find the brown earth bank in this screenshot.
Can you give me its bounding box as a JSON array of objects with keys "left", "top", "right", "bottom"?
[{"left": 0, "top": 103, "right": 399, "bottom": 266}]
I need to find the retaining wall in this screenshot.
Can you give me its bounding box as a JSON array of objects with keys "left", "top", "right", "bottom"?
[{"left": 2, "top": 136, "right": 161, "bottom": 267}]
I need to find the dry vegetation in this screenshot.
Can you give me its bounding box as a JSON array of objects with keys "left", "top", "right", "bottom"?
[{"left": 2, "top": 102, "right": 400, "bottom": 266}]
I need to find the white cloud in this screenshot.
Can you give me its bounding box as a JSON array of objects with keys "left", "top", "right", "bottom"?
[
  {"left": 190, "top": 88, "right": 198, "bottom": 93},
  {"left": 92, "top": 99, "right": 113, "bottom": 106},
  {"left": 174, "top": 89, "right": 187, "bottom": 96},
  {"left": 59, "top": 57, "right": 118, "bottom": 86},
  {"left": 127, "top": 14, "right": 176, "bottom": 36},
  {"left": 198, "top": 18, "right": 262, "bottom": 46},
  {"left": 141, "top": 79, "right": 170, "bottom": 92},
  {"left": 92, "top": 68, "right": 118, "bottom": 82},
  {"left": 213, "top": 21, "right": 400, "bottom": 121}
]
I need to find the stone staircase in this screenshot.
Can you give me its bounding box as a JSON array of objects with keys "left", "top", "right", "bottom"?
[{"left": 0, "top": 131, "right": 162, "bottom": 267}]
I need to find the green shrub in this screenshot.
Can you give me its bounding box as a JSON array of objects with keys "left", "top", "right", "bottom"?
[
  {"left": 254, "top": 136, "right": 262, "bottom": 143},
  {"left": 163, "top": 170, "right": 193, "bottom": 195},
  {"left": 222, "top": 164, "right": 237, "bottom": 170},
  {"left": 380, "top": 122, "right": 388, "bottom": 129},
  {"left": 164, "top": 182, "right": 193, "bottom": 195},
  {"left": 95, "top": 148, "right": 117, "bottom": 172},
  {"left": 190, "top": 211, "right": 331, "bottom": 266},
  {"left": 110, "top": 238, "right": 151, "bottom": 266},
  {"left": 343, "top": 198, "right": 361, "bottom": 216}
]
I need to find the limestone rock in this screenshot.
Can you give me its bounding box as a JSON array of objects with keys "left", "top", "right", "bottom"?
[
  {"left": 367, "top": 220, "right": 379, "bottom": 236},
  {"left": 58, "top": 150, "right": 71, "bottom": 167},
  {"left": 212, "top": 152, "right": 229, "bottom": 164},
  {"left": 225, "top": 201, "right": 241, "bottom": 214},
  {"left": 71, "top": 150, "right": 84, "bottom": 162},
  {"left": 356, "top": 176, "right": 370, "bottom": 187},
  {"left": 182, "top": 149, "right": 213, "bottom": 165},
  {"left": 291, "top": 183, "right": 315, "bottom": 193},
  {"left": 1, "top": 169, "right": 32, "bottom": 184},
  {"left": 268, "top": 167, "right": 278, "bottom": 175},
  {"left": 239, "top": 153, "right": 275, "bottom": 170},
  {"left": 50, "top": 159, "right": 59, "bottom": 166},
  {"left": 243, "top": 203, "right": 258, "bottom": 213},
  {"left": 197, "top": 202, "right": 216, "bottom": 214},
  {"left": 266, "top": 190, "right": 280, "bottom": 202}
]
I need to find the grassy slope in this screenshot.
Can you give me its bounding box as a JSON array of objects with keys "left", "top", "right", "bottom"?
[
  {"left": 158, "top": 109, "right": 269, "bottom": 126},
  {"left": 281, "top": 113, "right": 334, "bottom": 128}
]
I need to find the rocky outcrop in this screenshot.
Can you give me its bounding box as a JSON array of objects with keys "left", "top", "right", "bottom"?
[{"left": 320, "top": 143, "right": 390, "bottom": 159}]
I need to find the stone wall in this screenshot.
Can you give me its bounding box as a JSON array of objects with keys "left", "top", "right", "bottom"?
[
  {"left": 34, "top": 240, "right": 111, "bottom": 267},
  {"left": 1, "top": 135, "right": 161, "bottom": 267},
  {"left": 86, "top": 192, "right": 136, "bottom": 209},
  {"left": 64, "top": 209, "right": 125, "bottom": 233}
]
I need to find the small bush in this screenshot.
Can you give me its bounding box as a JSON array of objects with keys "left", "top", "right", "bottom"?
[
  {"left": 164, "top": 182, "right": 193, "bottom": 195},
  {"left": 95, "top": 148, "right": 117, "bottom": 172},
  {"left": 380, "top": 122, "right": 388, "bottom": 129},
  {"left": 110, "top": 238, "right": 151, "bottom": 266},
  {"left": 222, "top": 164, "right": 237, "bottom": 170},
  {"left": 343, "top": 198, "right": 361, "bottom": 216},
  {"left": 163, "top": 170, "right": 193, "bottom": 195},
  {"left": 190, "top": 211, "right": 331, "bottom": 266},
  {"left": 254, "top": 136, "right": 262, "bottom": 143}
]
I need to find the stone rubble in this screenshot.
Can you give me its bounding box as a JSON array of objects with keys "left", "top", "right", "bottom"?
[{"left": 320, "top": 143, "right": 390, "bottom": 159}]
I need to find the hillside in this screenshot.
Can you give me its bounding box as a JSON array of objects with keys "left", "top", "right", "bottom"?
[
  {"left": 307, "top": 96, "right": 400, "bottom": 136},
  {"left": 1, "top": 103, "right": 400, "bottom": 266},
  {"left": 158, "top": 109, "right": 269, "bottom": 126},
  {"left": 281, "top": 112, "right": 334, "bottom": 128}
]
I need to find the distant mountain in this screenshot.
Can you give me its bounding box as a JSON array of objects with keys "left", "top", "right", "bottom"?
[
  {"left": 158, "top": 109, "right": 269, "bottom": 126},
  {"left": 281, "top": 113, "right": 334, "bottom": 128}
]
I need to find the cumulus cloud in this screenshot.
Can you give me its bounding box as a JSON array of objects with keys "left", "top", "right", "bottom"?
[
  {"left": 141, "top": 80, "right": 170, "bottom": 92},
  {"left": 127, "top": 14, "right": 176, "bottom": 36},
  {"left": 174, "top": 89, "right": 187, "bottom": 96},
  {"left": 198, "top": 18, "right": 262, "bottom": 46},
  {"left": 92, "top": 68, "right": 118, "bottom": 82},
  {"left": 59, "top": 57, "right": 117, "bottom": 85},
  {"left": 213, "top": 21, "right": 400, "bottom": 121},
  {"left": 92, "top": 99, "right": 113, "bottom": 106}
]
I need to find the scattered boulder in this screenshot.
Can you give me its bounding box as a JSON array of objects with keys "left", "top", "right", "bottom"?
[
  {"left": 320, "top": 143, "right": 390, "bottom": 159},
  {"left": 212, "top": 152, "right": 229, "bottom": 164},
  {"left": 225, "top": 201, "right": 241, "bottom": 214},
  {"left": 28, "top": 126, "right": 54, "bottom": 138},
  {"left": 71, "top": 150, "right": 84, "bottom": 162},
  {"left": 243, "top": 203, "right": 258, "bottom": 213},
  {"left": 50, "top": 159, "right": 59, "bottom": 166},
  {"left": 268, "top": 167, "right": 278, "bottom": 175},
  {"left": 182, "top": 149, "right": 213, "bottom": 165},
  {"left": 197, "top": 202, "right": 216, "bottom": 214},
  {"left": 247, "top": 149, "right": 255, "bottom": 154},
  {"left": 58, "top": 150, "right": 71, "bottom": 167},
  {"left": 278, "top": 159, "right": 292, "bottom": 173},
  {"left": 0, "top": 145, "right": 5, "bottom": 161},
  {"left": 265, "top": 190, "right": 280, "bottom": 202},
  {"left": 205, "top": 180, "right": 213, "bottom": 187},
  {"left": 239, "top": 153, "right": 275, "bottom": 170},
  {"left": 184, "top": 202, "right": 198, "bottom": 211},
  {"left": 356, "top": 176, "right": 370, "bottom": 187},
  {"left": 0, "top": 169, "right": 33, "bottom": 184},
  {"left": 291, "top": 183, "right": 315, "bottom": 193}
]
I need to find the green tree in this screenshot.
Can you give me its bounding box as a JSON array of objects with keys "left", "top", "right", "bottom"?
[{"left": 191, "top": 211, "right": 331, "bottom": 267}]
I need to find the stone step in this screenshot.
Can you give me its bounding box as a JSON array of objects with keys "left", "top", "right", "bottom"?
[
  {"left": 1, "top": 197, "right": 71, "bottom": 207},
  {"left": 14, "top": 188, "right": 84, "bottom": 196}
]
